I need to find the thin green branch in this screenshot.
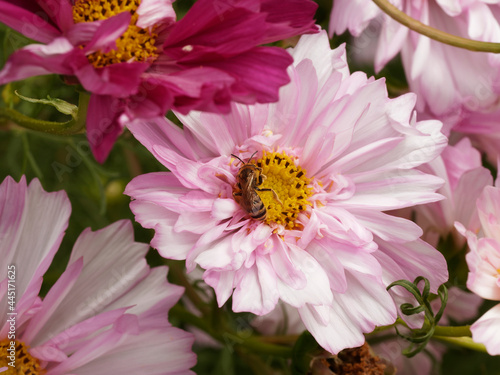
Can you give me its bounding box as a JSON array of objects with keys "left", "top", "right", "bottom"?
[
  {"left": 170, "top": 304, "right": 293, "bottom": 358},
  {"left": 372, "top": 0, "right": 500, "bottom": 53},
  {"left": 240, "top": 338, "right": 293, "bottom": 357},
  {"left": 21, "top": 132, "right": 43, "bottom": 178},
  {"left": 433, "top": 336, "right": 488, "bottom": 353},
  {"left": 170, "top": 304, "right": 214, "bottom": 334},
  {"left": 169, "top": 262, "right": 211, "bottom": 316},
  {"left": 258, "top": 334, "right": 300, "bottom": 345},
  {"left": 433, "top": 325, "right": 471, "bottom": 337},
  {"left": 234, "top": 349, "right": 276, "bottom": 375}
]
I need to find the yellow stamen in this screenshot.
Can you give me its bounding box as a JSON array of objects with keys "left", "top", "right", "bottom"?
[
  {"left": 0, "top": 339, "right": 46, "bottom": 374},
  {"left": 255, "top": 151, "right": 312, "bottom": 229},
  {"left": 72, "top": 0, "right": 158, "bottom": 68}
]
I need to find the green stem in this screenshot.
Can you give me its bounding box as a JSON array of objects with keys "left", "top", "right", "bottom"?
[
  {"left": 234, "top": 349, "right": 276, "bottom": 375},
  {"left": 433, "top": 325, "right": 471, "bottom": 337},
  {"left": 170, "top": 305, "right": 214, "bottom": 335},
  {"left": 0, "top": 91, "right": 89, "bottom": 135},
  {"left": 21, "top": 132, "right": 43, "bottom": 178},
  {"left": 169, "top": 262, "right": 211, "bottom": 316},
  {"left": 170, "top": 305, "right": 293, "bottom": 357},
  {"left": 372, "top": 0, "right": 500, "bottom": 53},
  {"left": 258, "top": 334, "right": 299, "bottom": 345},
  {"left": 434, "top": 336, "right": 488, "bottom": 353},
  {"left": 240, "top": 338, "right": 293, "bottom": 357}
]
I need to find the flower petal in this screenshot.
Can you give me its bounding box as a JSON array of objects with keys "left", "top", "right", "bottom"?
[
  {"left": 0, "top": 1, "right": 61, "bottom": 42},
  {"left": 0, "top": 37, "right": 75, "bottom": 84},
  {"left": 471, "top": 304, "right": 500, "bottom": 355},
  {"left": 29, "top": 221, "right": 150, "bottom": 345},
  {"left": 136, "top": 0, "right": 176, "bottom": 29},
  {"left": 299, "top": 271, "right": 396, "bottom": 354},
  {"left": 0, "top": 177, "right": 70, "bottom": 324},
  {"left": 85, "top": 94, "right": 124, "bottom": 163}
]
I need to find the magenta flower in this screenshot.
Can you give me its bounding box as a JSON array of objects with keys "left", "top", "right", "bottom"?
[
  {"left": 457, "top": 183, "right": 500, "bottom": 355},
  {"left": 330, "top": 0, "right": 500, "bottom": 119},
  {"left": 0, "top": 0, "right": 318, "bottom": 162},
  {"left": 125, "top": 31, "right": 449, "bottom": 354},
  {"left": 0, "top": 176, "right": 196, "bottom": 374}
]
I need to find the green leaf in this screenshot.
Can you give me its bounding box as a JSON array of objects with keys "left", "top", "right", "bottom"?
[{"left": 15, "top": 91, "right": 78, "bottom": 120}]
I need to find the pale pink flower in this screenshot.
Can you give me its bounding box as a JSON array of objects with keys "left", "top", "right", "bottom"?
[
  {"left": 0, "top": 176, "right": 196, "bottom": 374},
  {"left": 406, "top": 137, "right": 493, "bottom": 248},
  {"left": 452, "top": 109, "right": 500, "bottom": 164},
  {"left": 125, "top": 31, "right": 449, "bottom": 354},
  {"left": 330, "top": 0, "right": 500, "bottom": 119},
  {"left": 457, "top": 183, "right": 500, "bottom": 355}
]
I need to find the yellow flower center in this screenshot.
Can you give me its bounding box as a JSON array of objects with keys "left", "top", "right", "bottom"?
[
  {"left": 254, "top": 151, "right": 312, "bottom": 229},
  {"left": 72, "top": 0, "right": 158, "bottom": 68},
  {"left": 0, "top": 339, "right": 46, "bottom": 374}
]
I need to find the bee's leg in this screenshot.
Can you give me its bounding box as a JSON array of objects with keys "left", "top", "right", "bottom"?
[
  {"left": 257, "top": 173, "right": 266, "bottom": 185},
  {"left": 233, "top": 190, "right": 242, "bottom": 203},
  {"left": 256, "top": 187, "right": 282, "bottom": 205}
]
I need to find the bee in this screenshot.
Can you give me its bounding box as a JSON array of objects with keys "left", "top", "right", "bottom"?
[{"left": 231, "top": 152, "right": 281, "bottom": 220}]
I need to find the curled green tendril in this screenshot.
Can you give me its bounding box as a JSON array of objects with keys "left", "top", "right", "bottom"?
[{"left": 387, "top": 277, "right": 448, "bottom": 357}]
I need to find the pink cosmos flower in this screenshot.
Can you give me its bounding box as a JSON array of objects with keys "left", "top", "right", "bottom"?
[
  {"left": 0, "top": 176, "right": 196, "bottom": 374},
  {"left": 457, "top": 183, "right": 500, "bottom": 355},
  {"left": 401, "top": 138, "right": 493, "bottom": 248},
  {"left": 125, "top": 30, "right": 449, "bottom": 354},
  {"left": 330, "top": 0, "right": 500, "bottom": 119},
  {"left": 0, "top": 0, "right": 318, "bottom": 163}
]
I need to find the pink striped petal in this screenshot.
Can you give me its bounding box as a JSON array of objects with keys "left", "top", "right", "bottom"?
[
  {"left": 32, "top": 221, "right": 149, "bottom": 344},
  {"left": 0, "top": 177, "right": 70, "bottom": 322},
  {"left": 471, "top": 304, "right": 500, "bottom": 355},
  {"left": 23, "top": 258, "right": 84, "bottom": 345}
]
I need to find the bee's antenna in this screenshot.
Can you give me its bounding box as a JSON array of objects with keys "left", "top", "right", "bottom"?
[
  {"left": 231, "top": 151, "right": 258, "bottom": 165},
  {"left": 231, "top": 154, "right": 245, "bottom": 165}
]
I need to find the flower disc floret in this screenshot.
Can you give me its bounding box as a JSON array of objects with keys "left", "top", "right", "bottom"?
[
  {"left": 73, "top": 0, "right": 158, "bottom": 67},
  {"left": 253, "top": 151, "right": 312, "bottom": 229},
  {"left": 0, "top": 339, "right": 45, "bottom": 375}
]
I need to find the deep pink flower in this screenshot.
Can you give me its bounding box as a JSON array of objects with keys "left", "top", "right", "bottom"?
[
  {"left": 125, "top": 31, "right": 448, "bottom": 354},
  {"left": 330, "top": 0, "right": 500, "bottom": 119},
  {"left": 0, "top": 176, "right": 196, "bottom": 374},
  {"left": 0, "top": 0, "right": 318, "bottom": 162},
  {"left": 457, "top": 183, "right": 500, "bottom": 355}
]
